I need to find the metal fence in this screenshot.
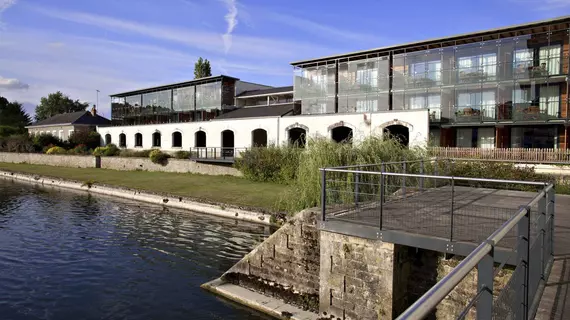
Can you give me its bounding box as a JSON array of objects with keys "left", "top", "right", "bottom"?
[
  {"left": 430, "top": 147, "right": 570, "bottom": 163},
  {"left": 320, "top": 159, "right": 555, "bottom": 319},
  {"left": 189, "top": 147, "right": 247, "bottom": 161}
]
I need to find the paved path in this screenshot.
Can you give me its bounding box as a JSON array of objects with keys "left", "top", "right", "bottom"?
[{"left": 536, "top": 194, "right": 570, "bottom": 320}]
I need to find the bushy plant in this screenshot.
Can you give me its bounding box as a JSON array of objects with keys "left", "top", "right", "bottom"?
[
  {"left": 68, "top": 144, "right": 91, "bottom": 155},
  {"left": 235, "top": 145, "right": 303, "bottom": 183},
  {"left": 0, "top": 134, "right": 35, "bottom": 153},
  {"left": 149, "top": 149, "right": 170, "bottom": 165},
  {"left": 68, "top": 130, "right": 101, "bottom": 150},
  {"left": 46, "top": 146, "right": 67, "bottom": 155},
  {"left": 119, "top": 149, "right": 152, "bottom": 158},
  {"left": 173, "top": 150, "right": 191, "bottom": 159},
  {"left": 33, "top": 133, "right": 63, "bottom": 152},
  {"left": 0, "top": 125, "right": 21, "bottom": 137},
  {"left": 104, "top": 144, "right": 120, "bottom": 156},
  {"left": 92, "top": 146, "right": 107, "bottom": 156}
]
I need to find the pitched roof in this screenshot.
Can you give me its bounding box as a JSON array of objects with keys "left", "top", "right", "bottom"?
[
  {"left": 28, "top": 111, "right": 111, "bottom": 127},
  {"left": 235, "top": 86, "right": 294, "bottom": 97},
  {"left": 214, "top": 104, "right": 295, "bottom": 120}
]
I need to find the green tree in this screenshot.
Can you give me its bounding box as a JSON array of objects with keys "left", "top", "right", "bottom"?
[
  {"left": 194, "top": 57, "right": 212, "bottom": 79},
  {"left": 34, "top": 91, "right": 89, "bottom": 121},
  {"left": 0, "top": 96, "right": 32, "bottom": 136}
]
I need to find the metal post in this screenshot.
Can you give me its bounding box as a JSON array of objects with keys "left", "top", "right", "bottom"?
[
  {"left": 402, "top": 159, "right": 407, "bottom": 198},
  {"left": 538, "top": 194, "right": 547, "bottom": 285},
  {"left": 434, "top": 159, "right": 439, "bottom": 187},
  {"left": 321, "top": 169, "right": 327, "bottom": 221},
  {"left": 380, "top": 162, "right": 385, "bottom": 230},
  {"left": 547, "top": 187, "right": 555, "bottom": 258},
  {"left": 419, "top": 159, "right": 424, "bottom": 191},
  {"left": 515, "top": 206, "right": 530, "bottom": 320},
  {"left": 450, "top": 177, "right": 455, "bottom": 242},
  {"left": 354, "top": 172, "right": 360, "bottom": 207},
  {"left": 477, "top": 241, "right": 494, "bottom": 320}
]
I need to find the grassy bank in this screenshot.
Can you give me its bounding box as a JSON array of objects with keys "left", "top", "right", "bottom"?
[{"left": 0, "top": 163, "right": 290, "bottom": 212}]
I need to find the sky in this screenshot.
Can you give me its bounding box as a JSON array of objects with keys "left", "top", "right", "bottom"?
[{"left": 1, "top": 0, "right": 570, "bottom": 119}]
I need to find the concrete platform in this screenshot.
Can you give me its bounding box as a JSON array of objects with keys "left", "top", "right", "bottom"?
[{"left": 201, "top": 278, "right": 318, "bottom": 320}]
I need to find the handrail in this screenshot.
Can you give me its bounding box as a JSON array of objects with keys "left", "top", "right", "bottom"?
[
  {"left": 320, "top": 168, "right": 548, "bottom": 186},
  {"left": 395, "top": 183, "right": 553, "bottom": 319}
]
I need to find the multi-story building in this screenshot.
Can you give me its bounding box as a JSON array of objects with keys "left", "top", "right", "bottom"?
[{"left": 291, "top": 15, "right": 570, "bottom": 149}]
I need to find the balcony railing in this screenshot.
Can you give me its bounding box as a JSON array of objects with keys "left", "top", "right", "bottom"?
[
  {"left": 512, "top": 103, "right": 560, "bottom": 122},
  {"left": 454, "top": 105, "right": 497, "bottom": 123}
]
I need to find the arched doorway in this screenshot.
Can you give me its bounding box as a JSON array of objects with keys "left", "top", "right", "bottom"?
[
  {"left": 288, "top": 128, "right": 306, "bottom": 147},
  {"left": 172, "top": 131, "right": 182, "bottom": 148},
  {"left": 119, "top": 133, "right": 126, "bottom": 148},
  {"left": 134, "top": 133, "right": 143, "bottom": 147},
  {"left": 104, "top": 134, "right": 112, "bottom": 145},
  {"left": 331, "top": 126, "right": 353, "bottom": 143},
  {"left": 152, "top": 132, "right": 161, "bottom": 147},
  {"left": 384, "top": 125, "right": 409, "bottom": 147},
  {"left": 252, "top": 129, "right": 267, "bottom": 147},
  {"left": 195, "top": 131, "right": 206, "bottom": 147},
  {"left": 221, "top": 130, "right": 234, "bottom": 157}
]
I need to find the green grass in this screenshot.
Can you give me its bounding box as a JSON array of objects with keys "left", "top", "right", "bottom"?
[{"left": 0, "top": 163, "right": 290, "bottom": 212}]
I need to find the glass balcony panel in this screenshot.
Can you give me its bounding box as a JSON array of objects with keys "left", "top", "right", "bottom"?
[
  {"left": 441, "top": 47, "right": 455, "bottom": 86},
  {"left": 392, "top": 54, "right": 406, "bottom": 91},
  {"left": 173, "top": 86, "right": 195, "bottom": 112},
  {"left": 455, "top": 89, "right": 496, "bottom": 123},
  {"left": 393, "top": 91, "right": 405, "bottom": 110},
  {"left": 301, "top": 98, "right": 335, "bottom": 115},
  {"left": 196, "top": 81, "right": 222, "bottom": 111}
]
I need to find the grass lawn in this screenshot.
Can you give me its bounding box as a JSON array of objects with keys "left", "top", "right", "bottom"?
[{"left": 0, "top": 163, "right": 290, "bottom": 212}]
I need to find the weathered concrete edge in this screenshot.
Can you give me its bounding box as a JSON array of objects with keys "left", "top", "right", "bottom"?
[
  {"left": 201, "top": 278, "right": 318, "bottom": 320},
  {"left": 0, "top": 170, "right": 272, "bottom": 226}
]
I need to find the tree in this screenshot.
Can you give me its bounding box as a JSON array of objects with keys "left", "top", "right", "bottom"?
[
  {"left": 34, "top": 91, "right": 89, "bottom": 121},
  {"left": 194, "top": 57, "right": 212, "bottom": 79},
  {"left": 0, "top": 96, "right": 32, "bottom": 136}
]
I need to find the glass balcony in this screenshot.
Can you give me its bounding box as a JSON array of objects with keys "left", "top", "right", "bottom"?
[
  {"left": 454, "top": 104, "right": 497, "bottom": 123},
  {"left": 511, "top": 103, "right": 561, "bottom": 122}
]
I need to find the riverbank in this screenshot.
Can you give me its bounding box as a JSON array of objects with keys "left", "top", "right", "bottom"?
[{"left": 0, "top": 163, "right": 290, "bottom": 225}]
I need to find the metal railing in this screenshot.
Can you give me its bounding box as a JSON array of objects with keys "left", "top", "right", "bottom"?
[
  {"left": 430, "top": 147, "right": 570, "bottom": 163},
  {"left": 319, "top": 158, "right": 555, "bottom": 319},
  {"left": 189, "top": 147, "right": 247, "bottom": 161}
]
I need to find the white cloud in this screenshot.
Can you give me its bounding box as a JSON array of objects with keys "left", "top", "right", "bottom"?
[
  {"left": 0, "top": 76, "right": 29, "bottom": 90},
  {"left": 221, "top": 0, "right": 238, "bottom": 53},
  {"left": 268, "top": 12, "right": 382, "bottom": 44},
  {"left": 0, "top": 0, "right": 17, "bottom": 27}
]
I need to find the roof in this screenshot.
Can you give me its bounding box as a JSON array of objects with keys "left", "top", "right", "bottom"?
[
  {"left": 291, "top": 15, "right": 570, "bottom": 66},
  {"left": 214, "top": 104, "right": 295, "bottom": 120},
  {"left": 110, "top": 75, "right": 240, "bottom": 97},
  {"left": 235, "top": 86, "right": 294, "bottom": 98},
  {"left": 28, "top": 111, "right": 111, "bottom": 127}
]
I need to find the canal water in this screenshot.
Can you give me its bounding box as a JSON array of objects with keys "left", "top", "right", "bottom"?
[{"left": 0, "top": 179, "right": 273, "bottom": 320}]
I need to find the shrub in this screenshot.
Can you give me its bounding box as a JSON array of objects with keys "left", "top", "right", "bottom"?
[
  {"left": 0, "top": 126, "right": 22, "bottom": 137},
  {"left": 104, "top": 144, "right": 120, "bottom": 156},
  {"left": 119, "top": 149, "right": 152, "bottom": 158},
  {"left": 68, "top": 130, "right": 101, "bottom": 150},
  {"left": 33, "top": 133, "right": 63, "bottom": 152},
  {"left": 46, "top": 146, "right": 67, "bottom": 155},
  {"left": 92, "top": 146, "right": 107, "bottom": 156},
  {"left": 68, "top": 144, "right": 91, "bottom": 155},
  {"left": 235, "top": 145, "right": 303, "bottom": 183},
  {"left": 173, "top": 150, "right": 191, "bottom": 159},
  {"left": 149, "top": 149, "right": 170, "bottom": 165},
  {"left": 0, "top": 134, "right": 35, "bottom": 153}
]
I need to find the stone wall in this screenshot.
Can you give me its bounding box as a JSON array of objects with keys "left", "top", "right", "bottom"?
[
  {"left": 0, "top": 152, "right": 95, "bottom": 168},
  {"left": 0, "top": 152, "right": 241, "bottom": 176},
  {"left": 222, "top": 209, "right": 321, "bottom": 312}
]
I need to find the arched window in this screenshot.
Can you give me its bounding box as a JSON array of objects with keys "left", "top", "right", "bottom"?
[
  {"left": 135, "top": 133, "right": 143, "bottom": 147},
  {"left": 331, "top": 126, "right": 353, "bottom": 144},
  {"left": 104, "top": 134, "right": 112, "bottom": 145},
  {"left": 384, "top": 125, "right": 409, "bottom": 147},
  {"left": 152, "top": 132, "right": 161, "bottom": 147},
  {"left": 221, "top": 130, "right": 234, "bottom": 157},
  {"left": 288, "top": 128, "right": 306, "bottom": 148},
  {"left": 195, "top": 130, "right": 206, "bottom": 147},
  {"left": 119, "top": 134, "right": 127, "bottom": 148},
  {"left": 172, "top": 132, "right": 182, "bottom": 148},
  {"left": 251, "top": 129, "right": 268, "bottom": 147}
]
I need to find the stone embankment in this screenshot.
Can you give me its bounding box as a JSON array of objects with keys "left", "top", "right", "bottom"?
[{"left": 0, "top": 170, "right": 269, "bottom": 225}]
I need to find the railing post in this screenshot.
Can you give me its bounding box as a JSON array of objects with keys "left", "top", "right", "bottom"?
[
  {"left": 419, "top": 159, "right": 424, "bottom": 191},
  {"left": 434, "top": 158, "right": 439, "bottom": 187},
  {"left": 402, "top": 159, "right": 407, "bottom": 198},
  {"left": 537, "top": 194, "right": 547, "bottom": 287},
  {"left": 450, "top": 177, "right": 455, "bottom": 242},
  {"left": 380, "top": 163, "right": 385, "bottom": 230},
  {"left": 321, "top": 169, "right": 327, "bottom": 222},
  {"left": 515, "top": 206, "right": 530, "bottom": 320},
  {"left": 354, "top": 172, "right": 360, "bottom": 207},
  {"left": 477, "top": 241, "right": 494, "bottom": 320},
  {"left": 547, "top": 186, "right": 555, "bottom": 258}
]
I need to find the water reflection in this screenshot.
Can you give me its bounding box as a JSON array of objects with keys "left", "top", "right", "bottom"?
[{"left": 0, "top": 179, "right": 272, "bottom": 320}]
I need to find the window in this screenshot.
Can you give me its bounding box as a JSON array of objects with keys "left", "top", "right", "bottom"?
[
  {"left": 539, "top": 85, "right": 560, "bottom": 117},
  {"left": 58, "top": 130, "right": 63, "bottom": 140},
  {"left": 152, "top": 132, "right": 161, "bottom": 147},
  {"left": 409, "top": 61, "right": 441, "bottom": 82},
  {"left": 456, "top": 128, "right": 474, "bottom": 148},
  {"left": 457, "top": 53, "right": 497, "bottom": 79},
  {"left": 52, "top": 130, "right": 56, "bottom": 136},
  {"left": 356, "top": 99, "right": 377, "bottom": 113},
  {"left": 135, "top": 133, "right": 143, "bottom": 147},
  {"left": 68, "top": 130, "right": 74, "bottom": 138},
  {"left": 539, "top": 45, "right": 561, "bottom": 75},
  {"left": 457, "top": 90, "right": 496, "bottom": 119},
  {"left": 172, "top": 132, "right": 182, "bottom": 148},
  {"left": 513, "top": 49, "right": 534, "bottom": 74},
  {"left": 477, "top": 128, "right": 495, "bottom": 149},
  {"left": 105, "top": 134, "right": 112, "bottom": 145},
  {"left": 356, "top": 64, "right": 378, "bottom": 88},
  {"left": 408, "top": 94, "right": 441, "bottom": 120},
  {"left": 119, "top": 134, "right": 126, "bottom": 148}
]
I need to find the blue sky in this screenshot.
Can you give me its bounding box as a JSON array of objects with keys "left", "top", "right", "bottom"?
[{"left": 1, "top": 0, "right": 569, "bottom": 118}]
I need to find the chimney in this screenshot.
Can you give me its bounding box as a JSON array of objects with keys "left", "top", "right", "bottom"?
[{"left": 91, "top": 105, "right": 97, "bottom": 116}]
